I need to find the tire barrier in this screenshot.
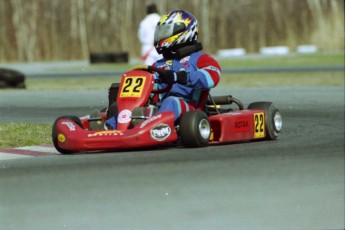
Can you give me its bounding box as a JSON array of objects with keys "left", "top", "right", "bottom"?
[
  {"left": 89, "top": 52, "right": 129, "bottom": 64},
  {"left": 0, "top": 68, "right": 26, "bottom": 89}
]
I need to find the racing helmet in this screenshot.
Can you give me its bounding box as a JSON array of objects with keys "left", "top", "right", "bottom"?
[{"left": 154, "top": 10, "right": 198, "bottom": 54}]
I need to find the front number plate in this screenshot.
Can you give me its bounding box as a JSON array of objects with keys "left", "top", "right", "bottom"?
[{"left": 120, "top": 76, "right": 146, "bottom": 98}]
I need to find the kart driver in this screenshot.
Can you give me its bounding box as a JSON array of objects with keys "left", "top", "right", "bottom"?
[
  {"left": 150, "top": 10, "right": 221, "bottom": 121},
  {"left": 105, "top": 10, "right": 221, "bottom": 129}
]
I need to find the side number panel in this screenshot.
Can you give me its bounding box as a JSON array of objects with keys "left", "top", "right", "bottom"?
[{"left": 254, "top": 112, "right": 265, "bottom": 139}]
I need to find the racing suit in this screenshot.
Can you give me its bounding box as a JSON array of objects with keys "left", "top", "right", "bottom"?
[{"left": 153, "top": 47, "right": 221, "bottom": 121}]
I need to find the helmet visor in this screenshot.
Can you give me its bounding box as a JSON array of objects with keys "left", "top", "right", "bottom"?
[
  {"left": 154, "top": 23, "right": 186, "bottom": 43},
  {"left": 154, "top": 24, "right": 174, "bottom": 43}
]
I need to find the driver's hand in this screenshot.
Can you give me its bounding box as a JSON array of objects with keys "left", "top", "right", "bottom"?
[{"left": 160, "top": 70, "right": 187, "bottom": 85}]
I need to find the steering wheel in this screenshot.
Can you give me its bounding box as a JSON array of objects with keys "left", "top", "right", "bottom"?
[{"left": 132, "top": 65, "right": 172, "bottom": 94}]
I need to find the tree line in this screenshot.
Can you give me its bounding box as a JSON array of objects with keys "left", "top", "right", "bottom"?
[{"left": 0, "top": 0, "right": 343, "bottom": 62}]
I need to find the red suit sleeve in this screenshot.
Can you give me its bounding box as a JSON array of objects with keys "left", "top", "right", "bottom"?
[{"left": 187, "top": 53, "right": 221, "bottom": 89}]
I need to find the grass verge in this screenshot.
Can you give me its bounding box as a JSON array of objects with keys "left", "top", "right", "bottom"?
[{"left": 0, "top": 123, "right": 52, "bottom": 148}]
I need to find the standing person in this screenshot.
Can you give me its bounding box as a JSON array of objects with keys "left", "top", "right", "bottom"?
[
  {"left": 138, "top": 3, "right": 163, "bottom": 65},
  {"left": 152, "top": 9, "right": 221, "bottom": 122}
]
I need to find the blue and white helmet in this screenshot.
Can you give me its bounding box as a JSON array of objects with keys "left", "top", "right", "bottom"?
[{"left": 154, "top": 10, "right": 198, "bottom": 54}]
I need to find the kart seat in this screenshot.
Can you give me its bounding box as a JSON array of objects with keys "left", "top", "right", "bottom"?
[
  {"left": 194, "top": 89, "right": 210, "bottom": 110},
  {"left": 194, "top": 90, "right": 244, "bottom": 115}
]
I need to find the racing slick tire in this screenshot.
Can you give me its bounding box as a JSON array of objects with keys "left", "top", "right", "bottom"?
[
  {"left": 179, "top": 111, "right": 211, "bottom": 148},
  {"left": 52, "top": 116, "right": 83, "bottom": 154},
  {"left": 247, "top": 102, "right": 282, "bottom": 140}
]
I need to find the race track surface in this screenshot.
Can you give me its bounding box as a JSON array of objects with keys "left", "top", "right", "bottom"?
[{"left": 0, "top": 86, "right": 344, "bottom": 230}]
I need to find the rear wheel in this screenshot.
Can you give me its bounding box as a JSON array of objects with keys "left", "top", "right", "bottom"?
[
  {"left": 247, "top": 102, "right": 282, "bottom": 140},
  {"left": 52, "top": 116, "right": 82, "bottom": 154},
  {"left": 179, "top": 111, "right": 210, "bottom": 147}
]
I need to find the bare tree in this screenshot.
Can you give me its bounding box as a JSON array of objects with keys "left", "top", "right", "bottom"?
[
  {"left": 77, "top": 0, "right": 89, "bottom": 58},
  {"left": 0, "top": 0, "right": 343, "bottom": 62}
]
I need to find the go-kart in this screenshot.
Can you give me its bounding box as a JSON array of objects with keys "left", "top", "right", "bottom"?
[{"left": 52, "top": 66, "right": 282, "bottom": 154}]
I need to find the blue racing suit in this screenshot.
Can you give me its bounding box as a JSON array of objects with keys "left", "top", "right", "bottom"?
[{"left": 153, "top": 51, "right": 221, "bottom": 120}]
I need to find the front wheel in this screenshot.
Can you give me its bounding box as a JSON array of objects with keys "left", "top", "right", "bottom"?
[
  {"left": 179, "top": 111, "right": 210, "bottom": 148},
  {"left": 52, "top": 116, "right": 82, "bottom": 154},
  {"left": 247, "top": 102, "right": 282, "bottom": 140}
]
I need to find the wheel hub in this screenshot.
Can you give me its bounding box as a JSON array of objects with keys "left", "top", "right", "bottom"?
[
  {"left": 199, "top": 118, "right": 211, "bottom": 139},
  {"left": 273, "top": 111, "right": 283, "bottom": 132}
]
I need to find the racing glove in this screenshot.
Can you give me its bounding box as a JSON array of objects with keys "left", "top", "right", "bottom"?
[{"left": 160, "top": 70, "right": 187, "bottom": 85}]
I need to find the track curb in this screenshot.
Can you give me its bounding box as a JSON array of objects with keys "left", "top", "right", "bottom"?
[{"left": 0, "top": 145, "right": 59, "bottom": 160}]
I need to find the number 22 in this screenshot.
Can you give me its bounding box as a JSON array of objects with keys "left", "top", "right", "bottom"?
[
  {"left": 123, "top": 78, "right": 143, "bottom": 93},
  {"left": 255, "top": 113, "right": 264, "bottom": 133},
  {"left": 254, "top": 113, "right": 265, "bottom": 138}
]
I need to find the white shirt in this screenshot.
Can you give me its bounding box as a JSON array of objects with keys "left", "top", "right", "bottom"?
[
  {"left": 138, "top": 13, "right": 161, "bottom": 45},
  {"left": 138, "top": 13, "right": 162, "bottom": 65}
]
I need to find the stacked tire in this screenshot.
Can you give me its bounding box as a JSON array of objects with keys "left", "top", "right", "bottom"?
[
  {"left": 89, "top": 52, "right": 129, "bottom": 64},
  {"left": 0, "top": 68, "right": 26, "bottom": 89}
]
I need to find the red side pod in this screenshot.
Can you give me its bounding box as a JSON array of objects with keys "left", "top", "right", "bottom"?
[
  {"left": 209, "top": 110, "right": 265, "bottom": 143},
  {"left": 55, "top": 112, "right": 178, "bottom": 152}
]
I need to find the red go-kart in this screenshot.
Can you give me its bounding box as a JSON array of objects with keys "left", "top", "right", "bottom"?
[{"left": 52, "top": 66, "right": 282, "bottom": 154}]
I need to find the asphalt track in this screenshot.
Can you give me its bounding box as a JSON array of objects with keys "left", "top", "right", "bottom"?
[{"left": 0, "top": 85, "right": 344, "bottom": 230}]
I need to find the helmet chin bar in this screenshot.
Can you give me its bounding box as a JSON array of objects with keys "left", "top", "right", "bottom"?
[{"left": 162, "top": 42, "right": 203, "bottom": 59}]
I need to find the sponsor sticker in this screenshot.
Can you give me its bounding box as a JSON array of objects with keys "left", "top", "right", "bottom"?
[
  {"left": 150, "top": 124, "right": 171, "bottom": 141},
  {"left": 58, "top": 134, "right": 66, "bottom": 143},
  {"left": 208, "top": 66, "right": 220, "bottom": 72},
  {"left": 88, "top": 130, "right": 123, "bottom": 138},
  {"left": 234, "top": 117, "right": 250, "bottom": 132},
  {"left": 180, "top": 56, "right": 190, "bottom": 63},
  {"left": 61, "top": 121, "right": 76, "bottom": 131},
  {"left": 139, "top": 114, "right": 162, "bottom": 128},
  {"left": 117, "top": 109, "right": 132, "bottom": 123}
]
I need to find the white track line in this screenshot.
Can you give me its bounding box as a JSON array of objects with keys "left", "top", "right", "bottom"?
[
  {"left": 15, "top": 146, "right": 59, "bottom": 154},
  {"left": 0, "top": 145, "right": 60, "bottom": 161}
]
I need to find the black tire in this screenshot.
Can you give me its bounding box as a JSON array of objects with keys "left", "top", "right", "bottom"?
[
  {"left": 247, "top": 102, "right": 282, "bottom": 140},
  {"left": 52, "top": 116, "right": 82, "bottom": 154},
  {"left": 179, "top": 111, "right": 211, "bottom": 148},
  {"left": 0, "top": 68, "right": 26, "bottom": 88}
]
